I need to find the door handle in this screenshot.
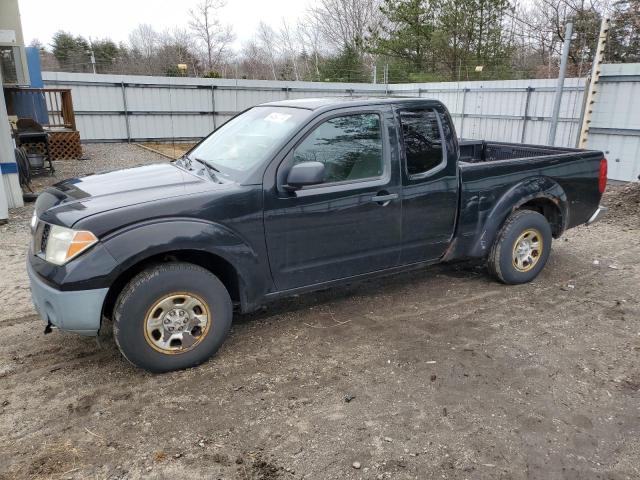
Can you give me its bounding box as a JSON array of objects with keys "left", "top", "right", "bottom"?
[{"left": 371, "top": 193, "right": 398, "bottom": 204}]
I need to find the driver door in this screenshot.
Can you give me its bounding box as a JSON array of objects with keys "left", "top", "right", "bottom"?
[{"left": 263, "top": 106, "right": 402, "bottom": 291}]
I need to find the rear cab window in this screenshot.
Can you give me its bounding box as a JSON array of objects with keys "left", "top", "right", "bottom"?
[{"left": 399, "top": 109, "right": 446, "bottom": 179}]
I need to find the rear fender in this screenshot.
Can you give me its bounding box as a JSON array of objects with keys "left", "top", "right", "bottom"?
[{"left": 470, "top": 177, "right": 568, "bottom": 258}]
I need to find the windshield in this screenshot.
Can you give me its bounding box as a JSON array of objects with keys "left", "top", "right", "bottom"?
[{"left": 187, "top": 106, "right": 311, "bottom": 181}]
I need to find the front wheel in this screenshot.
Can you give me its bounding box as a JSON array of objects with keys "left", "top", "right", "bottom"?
[
  {"left": 113, "top": 262, "right": 232, "bottom": 373},
  {"left": 488, "top": 210, "right": 552, "bottom": 284}
]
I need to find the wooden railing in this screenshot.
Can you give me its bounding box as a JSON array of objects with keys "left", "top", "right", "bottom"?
[
  {"left": 4, "top": 87, "right": 77, "bottom": 130},
  {"left": 43, "top": 88, "right": 76, "bottom": 130}
]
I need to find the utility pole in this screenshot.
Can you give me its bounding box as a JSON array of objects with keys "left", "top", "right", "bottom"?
[
  {"left": 383, "top": 64, "right": 389, "bottom": 95},
  {"left": 372, "top": 64, "right": 377, "bottom": 84},
  {"left": 89, "top": 49, "right": 96, "bottom": 74},
  {"left": 548, "top": 22, "right": 573, "bottom": 146},
  {"left": 578, "top": 17, "right": 610, "bottom": 148}
]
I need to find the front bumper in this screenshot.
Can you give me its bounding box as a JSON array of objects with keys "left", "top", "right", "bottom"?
[
  {"left": 27, "top": 260, "right": 108, "bottom": 336},
  {"left": 586, "top": 205, "right": 608, "bottom": 225}
]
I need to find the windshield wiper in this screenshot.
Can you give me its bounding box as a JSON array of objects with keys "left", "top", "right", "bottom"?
[
  {"left": 177, "top": 154, "right": 225, "bottom": 183},
  {"left": 195, "top": 157, "right": 221, "bottom": 172},
  {"left": 192, "top": 157, "right": 223, "bottom": 183}
]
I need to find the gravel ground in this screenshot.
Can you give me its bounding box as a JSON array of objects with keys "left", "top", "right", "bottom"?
[
  {"left": 0, "top": 145, "right": 639, "bottom": 480},
  {"left": 29, "top": 143, "right": 172, "bottom": 191}
]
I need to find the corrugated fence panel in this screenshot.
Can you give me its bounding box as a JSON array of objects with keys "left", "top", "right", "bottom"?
[
  {"left": 235, "top": 89, "right": 288, "bottom": 111},
  {"left": 58, "top": 83, "right": 124, "bottom": 112},
  {"left": 127, "top": 115, "right": 213, "bottom": 140},
  {"left": 79, "top": 114, "right": 128, "bottom": 141},
  {"left": 125, "top": 86, "right": 211, "bottom": 112},
  {"left": 586, "top": 64, "right": 640, "bottom": 181}
]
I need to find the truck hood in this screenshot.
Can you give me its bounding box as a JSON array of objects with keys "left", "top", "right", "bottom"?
[{"left": 36, "top": 163, "right": 212, "bottom": 226}]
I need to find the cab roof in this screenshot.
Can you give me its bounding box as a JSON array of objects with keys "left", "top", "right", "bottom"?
[{"left": 261, "top": 97, "right": 442, "bottom": 111}]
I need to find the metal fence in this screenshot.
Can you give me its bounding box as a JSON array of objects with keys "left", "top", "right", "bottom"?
[
  {"left": 583, "top": 63, "right": 640, "bottom": 182},
  {"left": 41, "top": 67, "right": 640, "bottom": 181},
  {"left": 389, "top": 78, "right": 586, "bottom": 148},
  {"left": 41, "top": 72, "right": 586, "bottom": 145},
  {"left": 41, "top": 73, "right": 387, "bottom": 142}
]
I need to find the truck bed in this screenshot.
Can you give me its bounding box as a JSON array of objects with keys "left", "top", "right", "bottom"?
[
  {"left": 459, "top": 140, "right": 580, "bottom": 163},
  {"left": 451, "top": 140, "right": 605, "bottom": 260}
]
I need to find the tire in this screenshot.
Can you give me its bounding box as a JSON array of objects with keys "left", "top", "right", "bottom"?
[
  {"left": 113, "top": 262, "right": 232, "bottom": 373},
  {"left": 488, "top": 209, "right": 552, "bottom": 285}
]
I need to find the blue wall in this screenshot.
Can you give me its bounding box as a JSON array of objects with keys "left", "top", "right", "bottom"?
[
  {"left": 11, "top": 47, "right": 49, "bottom": 125},
  {"left": 26, "top": 47, "right": 43, "bottom": 87}
]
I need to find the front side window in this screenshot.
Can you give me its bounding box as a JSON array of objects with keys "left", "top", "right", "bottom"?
[
  {"left": 400, "top": 109, "right": 444, "bottom": 176},
  {"left": 292, "top": 113, "right": 384, "bottom": 184}
]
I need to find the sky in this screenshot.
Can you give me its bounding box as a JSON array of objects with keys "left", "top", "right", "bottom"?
[{"left": 18, "top": 0, "right": 311, "bottom": 50}]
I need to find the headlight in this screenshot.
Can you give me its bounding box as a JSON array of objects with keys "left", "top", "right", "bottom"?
[
  {"left": 45, "top": 225, "right": 98, "bottom": 265},
  {"left": 30, "top": 211, "right": 38, "bottom": 232}
]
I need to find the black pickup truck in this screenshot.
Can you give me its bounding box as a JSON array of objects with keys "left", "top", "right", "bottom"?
[{"left": 28, "top": 98, "right": 607, "bottom": 372}]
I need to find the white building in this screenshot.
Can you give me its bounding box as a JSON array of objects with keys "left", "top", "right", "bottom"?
[{"left": 1, "top": 0, "right": 30, "bottom": 220}]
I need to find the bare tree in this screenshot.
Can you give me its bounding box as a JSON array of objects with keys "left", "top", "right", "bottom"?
[
  {"left": 128, "top": 24, "right": 160, "bottom": 74},
  {"left": 189, "top": 0, "right": 235, "bottom": 71},
  {"left": 129, "top": 24, "right": 158, "bottom": 58},
  {"left": 158, "top": 28, "right": 201, "bottom": 75},
  {"left": 280, "top": 19, "right": 300, "bottom": 81},
  {"left": 257, "top": 21, "right": 279, "bottom": 80},
  {"left": 28, "top": 38, "right": 44, "bottom": 50},
  {"left": 511, "top": 0, "right": 605, "bottom": 77},
  {"left": 297, "top": 18, "right": 324, "bottom": 78},
  {"left": 238, "top": 40, "right": 273, "bottom": 79},
  {"left": 307, "top": 0, "right": 383, "bottom": 54}
]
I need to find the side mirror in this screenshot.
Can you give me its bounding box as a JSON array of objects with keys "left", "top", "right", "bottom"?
[{"left": 285, "top": 161, "right": 325, "bottom": 190}]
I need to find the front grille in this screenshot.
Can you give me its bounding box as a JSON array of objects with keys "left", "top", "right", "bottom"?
[
  {"left": 32, "top": 222, "right": 51, "bottom": 255},
  {"left": 40, "top": 224, "right": 51, "bottom": 253}
]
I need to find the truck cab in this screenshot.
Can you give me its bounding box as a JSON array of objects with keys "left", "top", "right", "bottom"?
[{"left": 262, "top": 100, "right": 459, "bottom": 289}]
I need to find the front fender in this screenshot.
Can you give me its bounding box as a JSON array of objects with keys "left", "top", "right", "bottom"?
[
  {"left": 100, "top": 218, "right": 271, "bottom": 310},
  {"left": 469, "top": 176, "right": 568, "bottom": 258}
]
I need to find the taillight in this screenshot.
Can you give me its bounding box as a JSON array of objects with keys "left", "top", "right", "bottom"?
[{"left": 598, "top": 158, "right": 607, "bottom": 194}]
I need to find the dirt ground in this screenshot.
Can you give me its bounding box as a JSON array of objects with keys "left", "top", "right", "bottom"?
[{"left": 0, "top": 144, "right": 639, "bottom": 480}]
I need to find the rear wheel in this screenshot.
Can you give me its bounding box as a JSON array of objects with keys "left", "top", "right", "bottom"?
[
  {"left": 488, "top": 210, "right": 552, "bottom": 284},
  {"left": 113, "top": 262, "right": 232, "bottom": 373}
]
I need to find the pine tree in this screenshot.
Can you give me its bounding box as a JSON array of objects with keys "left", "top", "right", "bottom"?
[
  {"left": 368, "top": 0, "right": 436, "bottom": 72},
  {"left": 51, "top": 31, "right": 91, "bottom": 72},
  {"left": 91, "top": 40, "right": 121, "bottom": 73},
  {"left": 368, "top": 0, "right": 515, "bottom": 81},
  {"left": 608, "top": 0, "right": 640, "bottom": 63},
  {"left": 319, "top": 46, "right": 369, "bottom": 82}
]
